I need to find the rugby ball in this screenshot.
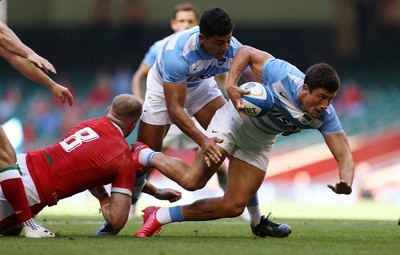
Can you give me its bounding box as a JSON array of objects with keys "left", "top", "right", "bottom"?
[{"left": 240, "top": 82, "right": 274, "bottom": 117}]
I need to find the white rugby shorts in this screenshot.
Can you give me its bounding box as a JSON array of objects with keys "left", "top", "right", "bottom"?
[
  {"left": 206, "top": 101, "right": 278, "bottom": 171},
  {"left": 141, "top": 67, "right": 223, "bottom": 125}
]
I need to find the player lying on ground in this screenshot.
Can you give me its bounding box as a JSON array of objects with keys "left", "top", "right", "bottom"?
[{"left": 0, "top": 94, "right": 181, "bottom": 238}]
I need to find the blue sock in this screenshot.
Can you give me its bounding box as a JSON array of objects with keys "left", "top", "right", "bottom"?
[
  {"left": 169, "top": 206, "right": 184, "bottom": 223},
  {"left": 247, "top": 193, "right": 259, "bottom": 207}
]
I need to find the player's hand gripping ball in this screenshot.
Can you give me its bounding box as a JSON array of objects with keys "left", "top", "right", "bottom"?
[{"left": 240, "top": 82, "right": 274, "bottom": 117}]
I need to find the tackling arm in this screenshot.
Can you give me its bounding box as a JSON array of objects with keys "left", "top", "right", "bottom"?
[
  {"left": 142, "top": 179, "right": 182, "bottom": 202},
  {"left": 164, "top": 81, "right": 223, "bottom": 163}
]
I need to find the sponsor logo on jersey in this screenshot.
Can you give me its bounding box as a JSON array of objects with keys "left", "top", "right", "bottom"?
[
  {"left": 279, "top": 91, "right": 288, "bottom": 100},
  {"left": 270, "top": 108, "right": 297, "bottom": 130}
]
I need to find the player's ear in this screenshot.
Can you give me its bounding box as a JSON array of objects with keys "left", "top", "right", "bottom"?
[
  {"left": 170, "top": 19, "right": 177, "bottom": 31},
  {"left": 302, "top": 84, "right": 309, "bottom": 93},
  {"left": 199, "top": 33, "right": 206, "bottom": 41}
]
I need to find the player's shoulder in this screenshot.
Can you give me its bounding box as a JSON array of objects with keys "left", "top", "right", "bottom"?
[
  {"left": 265, "top": 59, "right": 304, "bottom": 78},
  {"left": 164, "top": 26, "right": 199, "bottom": 48},
  {"left": 230, "top": 36, "right": 242, "bottom": 48}
]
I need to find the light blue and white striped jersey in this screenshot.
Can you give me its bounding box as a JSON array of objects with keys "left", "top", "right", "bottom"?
[
  {"left": 244, "top": 58, "right": 342, "bottom": 136},
  {"left": 155, "top": 26, "right": 246, "bottom": 87}
]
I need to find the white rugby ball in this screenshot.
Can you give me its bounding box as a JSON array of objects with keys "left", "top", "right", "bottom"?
[{"left": 239, "top": 82, "right": 274, "bottom": 117}]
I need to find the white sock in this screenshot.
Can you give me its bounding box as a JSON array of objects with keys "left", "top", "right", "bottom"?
[
  {"left": 23, "top": 218, "right": 39, "bottom": 230},
  {"left": 138, "top": 148, "right": 158, "bottom": 167},
  {"left": 247, "top": 206, "right": 262, "bottom": 226},
  {"left": 155, "top": 207, "right": 172, "bottom": 225}
]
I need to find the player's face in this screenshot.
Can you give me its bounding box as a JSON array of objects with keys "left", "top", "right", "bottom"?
[
  {"left": 300, "top": 85, "right": 336, "bottom": 118},
  {"left": 199, "top": 33, "right": 232, "bottom": 60},
  {"left": 171, "top": 11, "right": 198, "bottom": 32}
]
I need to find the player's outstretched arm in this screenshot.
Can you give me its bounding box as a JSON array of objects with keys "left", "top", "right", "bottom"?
[
  {"left": 0, "top": 48, "right": 73, "bottom": 106},
  {"left": 0, "top": 21, "right": 56, "bottom": 73},
  {"left": 324, "top": 132, "right": 354, "bottom": 195},
  {"left": 327, "top": 180, "right": 352, "bottom": 195}
]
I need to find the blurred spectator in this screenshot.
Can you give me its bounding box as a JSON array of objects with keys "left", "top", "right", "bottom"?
[
  {"left": 94, "top": 0, "right": 112, "bottom": 27},
  {"left": 112, "top": 63, "right": 134, "bottom": 96},
  {"left": 25, "top": 92, "right": 62, "bottom": 145},
  {"left": 122, "top": 0, "right": 147, "bottom": 48},
  {"left": 0, "top": 81, "right": 22, "bottom": 123},
  {"left": 333, "top": 0, "right": 358, "bottom": 59},
  {"left": 334, "top": 0, "right": 400, "bottom": 60},
  {"left": 88, "top": 69, "right": 113, "bottom": 107},
  {"left": 123, "top": 0, "right": 146, "bottom": 26},
  {"left": 334, "top": 79, "right": 365, "bottom": 117},
  {"left": 58, "top": 101, "right": 87, "bottom": 138}
]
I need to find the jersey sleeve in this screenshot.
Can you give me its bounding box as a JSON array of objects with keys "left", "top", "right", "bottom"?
[
  {"left": 318, "top": 106, "right": 343, "bottom": 135},
  {"left": 110, "top": 158, "right": 136, "bottom": 197},
  {"left": 143, "top": 41, "right": 162, "bottom": 67},
  {"left": 262, "top": 58, "right": 303, "bottom": 84},
  {"left": 161, "top": 49, "right": 189, "bottom": 83}
]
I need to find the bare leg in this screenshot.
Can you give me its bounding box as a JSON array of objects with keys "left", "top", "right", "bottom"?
[
  {"left": 151, "top": 147, "right": 227, "bottom": 191},
  {"left": 181, "top": 157, "right": 265, "bottom": 220},
  {"left": 137, "top": 121, "right": 170, "bottom": 151}
]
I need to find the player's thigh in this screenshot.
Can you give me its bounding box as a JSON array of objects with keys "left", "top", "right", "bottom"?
[
  {"left": 0, "top": 127, "right": 16, "bottom": 168},
  {"left": 137, "top": 122, "right": 169, "bottom": 151},
  {"left": 224, "top": 157, "right": 266, "bottom": 207},
  {"left": 194, "top": 96, "right": 227, "bottom": 129}
]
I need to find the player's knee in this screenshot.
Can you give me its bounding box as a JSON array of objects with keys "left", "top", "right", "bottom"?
[
  {"left": 224, "top": 204, "right": 245, "bottom": 217},
  {"left": 108, "top": 218, "right": 126, "bottom": 232},
  {"left": 220, "top": 200, "right": 246, "bottom": 217},
  {"left": 0, "top": 148, "right": 17, "bottom": 168},
  {"left": 180, "top": 179, "right": 206, "bottom": 191}
]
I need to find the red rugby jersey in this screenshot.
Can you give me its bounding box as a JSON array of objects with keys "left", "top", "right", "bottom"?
[{"left": 26, "top": 116, "right": 135, "bottom": 206}]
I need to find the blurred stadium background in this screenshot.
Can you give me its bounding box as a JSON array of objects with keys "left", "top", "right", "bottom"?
[{"left": 1, "top": 0, "right": 399, "bottom": 217}]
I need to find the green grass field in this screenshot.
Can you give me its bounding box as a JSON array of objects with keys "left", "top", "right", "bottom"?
[{"left": 2, "top": 200, "right": 400, "bottom": 255}]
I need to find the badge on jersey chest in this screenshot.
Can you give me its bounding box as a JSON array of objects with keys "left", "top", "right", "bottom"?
[
  {"left": 217, "top": 58, "right": 226, "bottom": 66},
  {"left": 301, "top": 113, "right": 312, "bottom": 124}
]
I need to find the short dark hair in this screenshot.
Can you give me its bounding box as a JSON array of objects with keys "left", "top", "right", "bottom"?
[
  {"left": 172, "top": 2, "right": 199, "bottom": 20},
  {"left": 304, "top": 63, "right": 340, "bottom": 93},
  {"left": 199, "top": 7, "right": 234, "bottom": 38}
]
